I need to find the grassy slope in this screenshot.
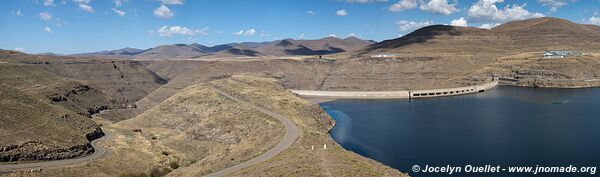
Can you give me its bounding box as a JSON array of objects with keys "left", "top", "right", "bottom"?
[
  {"left": 29, "top": 83, "right": 284, "bottom": 177},
  {"left": 211, "top": 75, "right": 406, "bottom": 177},
  {"left": 0, "top": 85, "right": 98, "bottom": 151}
]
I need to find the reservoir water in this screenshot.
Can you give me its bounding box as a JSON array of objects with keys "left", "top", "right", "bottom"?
[{"left": 321, "top": 86, "right": 600, "bottom": 176}]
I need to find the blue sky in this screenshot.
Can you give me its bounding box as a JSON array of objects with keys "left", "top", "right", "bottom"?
[{"left": 1, "top": 0, "right": 600, "bottom": 54}]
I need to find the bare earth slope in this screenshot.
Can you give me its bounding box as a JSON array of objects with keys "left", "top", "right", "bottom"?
[
  {"left": 15, "top": 81, "right": 284, "bottom": 176},
  {"left": 0, "top": 50, "right": 165, "bottom": 165},
  {"left": 0, "top": 86, "right": 102, "bottom": 162},
  {"left": 211, "top": 75, "right": 406, "bottom": 176}
]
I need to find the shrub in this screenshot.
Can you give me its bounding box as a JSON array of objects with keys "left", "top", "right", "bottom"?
[{"left": 169, "top": 161, "right": 179, "bottom": 169}]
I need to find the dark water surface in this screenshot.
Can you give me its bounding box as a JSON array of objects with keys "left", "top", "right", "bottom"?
[{"left": 321, "top": 86, "right": 600, "bottom": 177}]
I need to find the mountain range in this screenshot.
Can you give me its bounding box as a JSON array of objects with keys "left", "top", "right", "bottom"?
[{"left": 72, "top": 37, "right": 375, "bottom": 59}]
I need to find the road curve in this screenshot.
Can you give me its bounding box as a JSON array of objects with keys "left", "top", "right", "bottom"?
[
  {"left": 0, "top": 130, "right": 111, "bottom": 172},
  {"left": 204, "top": 87, "right": 300, "bottom": 177}
]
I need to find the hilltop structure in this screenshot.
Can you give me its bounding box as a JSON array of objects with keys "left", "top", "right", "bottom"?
[{"left": 543, "top": 51, "right": 582, "bottom": 59}]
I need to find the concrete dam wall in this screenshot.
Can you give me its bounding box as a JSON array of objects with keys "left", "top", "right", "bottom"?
[{"left": 290, "top": 81, "right": 498, "bottom": 100}]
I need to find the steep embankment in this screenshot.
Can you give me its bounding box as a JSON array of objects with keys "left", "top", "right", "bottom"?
[
  {"left": 0, "top": 50, "right": 164, "bottom": 165},
  {"left": 0, "top": 86, "right": 102, "bottom": 162},
  {"left": 0, "top": 50, "right": 166, "bottom": 116},
  {"left": 26, "top": 80, "right": 284, "bottom": 176}
]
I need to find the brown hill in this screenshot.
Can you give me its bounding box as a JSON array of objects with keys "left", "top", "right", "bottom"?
[
  {"left": 133, "top": 43, "right": 211, "bottom": 59},
  {"left": 70, "top": 47, "right": 147, "bottom": 59},
  {"left": 0, "top": 49, "right": 165, "bottom": 161},
  {"left": 491, "top": 17, "right": 600, "bottom": 51},
  {"left": 0, "top": 85, "right": 103, "bottom": 162},
  {"left": 362, "top": 17, "right": 600, "bottom": 55},
  {"left": 255, "top": 37, "right": 374, "bottom": 56}
]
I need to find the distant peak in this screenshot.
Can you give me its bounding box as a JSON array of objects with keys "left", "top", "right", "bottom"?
[
  {"left": 276, "top": 39, "right": 295, "bottom": 47},
  {"left": 343, "top": 36, "right": 361, "bottom": 41},
  {"left": 322, "top": 36, "right": 340, "bottom": 40}
]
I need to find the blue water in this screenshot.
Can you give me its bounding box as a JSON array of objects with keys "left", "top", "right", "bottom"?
[{"left": 321, "top": 86, "right": 600, "bottom": 177}]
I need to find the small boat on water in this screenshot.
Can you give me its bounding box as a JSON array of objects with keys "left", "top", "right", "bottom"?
[{"left": 551, "top": 100, "right": 569, "bottom": 104}]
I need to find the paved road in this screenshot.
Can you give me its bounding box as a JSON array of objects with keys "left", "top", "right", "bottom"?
[
  {"left": 204, "top": 87, "right": 300, "bottom": 177},
  {"left": 0, "top": 130, "right": 111, "bottom": 172}
]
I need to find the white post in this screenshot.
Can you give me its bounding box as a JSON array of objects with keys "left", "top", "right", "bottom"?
[
  {"left": 323, "top": 144, "right": 327, "bottom": 150},
  {"left": 311, "top": 145, "right": 314, "bottom": 150}
]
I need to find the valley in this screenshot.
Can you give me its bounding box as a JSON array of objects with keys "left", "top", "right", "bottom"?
[{"left": 1, "top": 17, "right": 600, "bottom": 177}]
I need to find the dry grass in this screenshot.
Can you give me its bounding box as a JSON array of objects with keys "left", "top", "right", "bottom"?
[
  {"left": 22, "top": 82, "right": 284, "bottom": 177},
  {"left": 211, "top": 75, "right": 407, "bottom": 177}
]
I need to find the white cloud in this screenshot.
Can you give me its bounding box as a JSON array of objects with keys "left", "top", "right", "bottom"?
[
  {"left": 153, "top": 5, "right": 174, "bottom": 19},
  {"left": 328, "top": 34, "right": 338, "bottom": 37},
  {"left": 156, "top": 26, "right": 207, "bottom": 37},
  {"left": 44, "top": 0, "right": 55, "bottom": 6},
  {"left": 336, "top": 9, "right": 348, "bottom": 16},
  {"left": 468, "top": 0, "right": 544, "bottom": 23},
  {"left": 479, "top": 23, "right": 500, "bottom": 29},
  {"left": 112, "top": 8, "right": 125, "bottom": 16},
  {"left": 298, "top": 33, "right": 305, "bottom": 39},
  {"left": 244, "top": 29, "right": 256, "bottom": 36},
  {"left": 157, "top": 0, "right": 184, "bottom": 5},
  {"left": 450, "top": 17, "right": 468, "bottom": 27},
  {"left": 348, "top": 33, "right": 358, "bottom": 37},
  {"left": 44, "top": 26, "right": 54, "bottom": 33},
  {"left": 233, "top": 29, "right": 256, "bottom": 36},
  {"left": 306, "top": 10, "right": 315, "bottom": 15},
  {"left": 39, "top": 12, "right": 52, "bottom": 21},
  {"left": 12, "top": 10, "right": 23, "bottom": 16},
  {"left": 14, "top": 48, "right": 25, "bottom": 52},
  {"left": 396, "top": 20, "right": 433, "bottom": 32},
  {"left": 341, "top": 0, "right": 387, "bottom": 3},
  {"left": 587, "top": 16, "right": 600, "bottom": 26},
  {"left": 419, "top": 0, "right": 459, "bottom": 15},
  {"left": 389, "top": 0, "right": 417, "bottom": 12},
  {"left": 538, "top": 0, "right": 568, "bottom": 12},
  {"left": 78, "top": 3, "right": 95, "bottom": 13}
]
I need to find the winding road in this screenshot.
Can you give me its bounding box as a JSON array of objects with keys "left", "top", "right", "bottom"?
[
  {"left": 204, "top": 87, "right": 300, "bottom": 177},
  {"left": 0, "top": 131, "right": 111, "bottom": 172},
  {"left": 0, "top": 87, "right": 300, "bottom": 176}
]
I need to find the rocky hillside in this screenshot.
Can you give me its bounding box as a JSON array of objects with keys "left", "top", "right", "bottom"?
[
  {"left": 0, "top": 50, "right": 165, "bottom": 163},
  {"left": 0, "top": 50, "right": 166, "bottom": 113},
  {"left": 0, "top": 86, "right": 102, "bottom": 162}
]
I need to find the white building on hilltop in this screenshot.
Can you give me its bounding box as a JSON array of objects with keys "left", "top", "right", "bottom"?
[{"left": 543, "top": 51, "right": 582, "bottom": 59}]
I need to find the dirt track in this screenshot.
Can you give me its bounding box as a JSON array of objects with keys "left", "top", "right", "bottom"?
[
  {"left": 203, "top": 87, "right": 300, "bottom": 177},
  {"left": 0, "top": 130, "right": 111, "bottom": 172}
]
